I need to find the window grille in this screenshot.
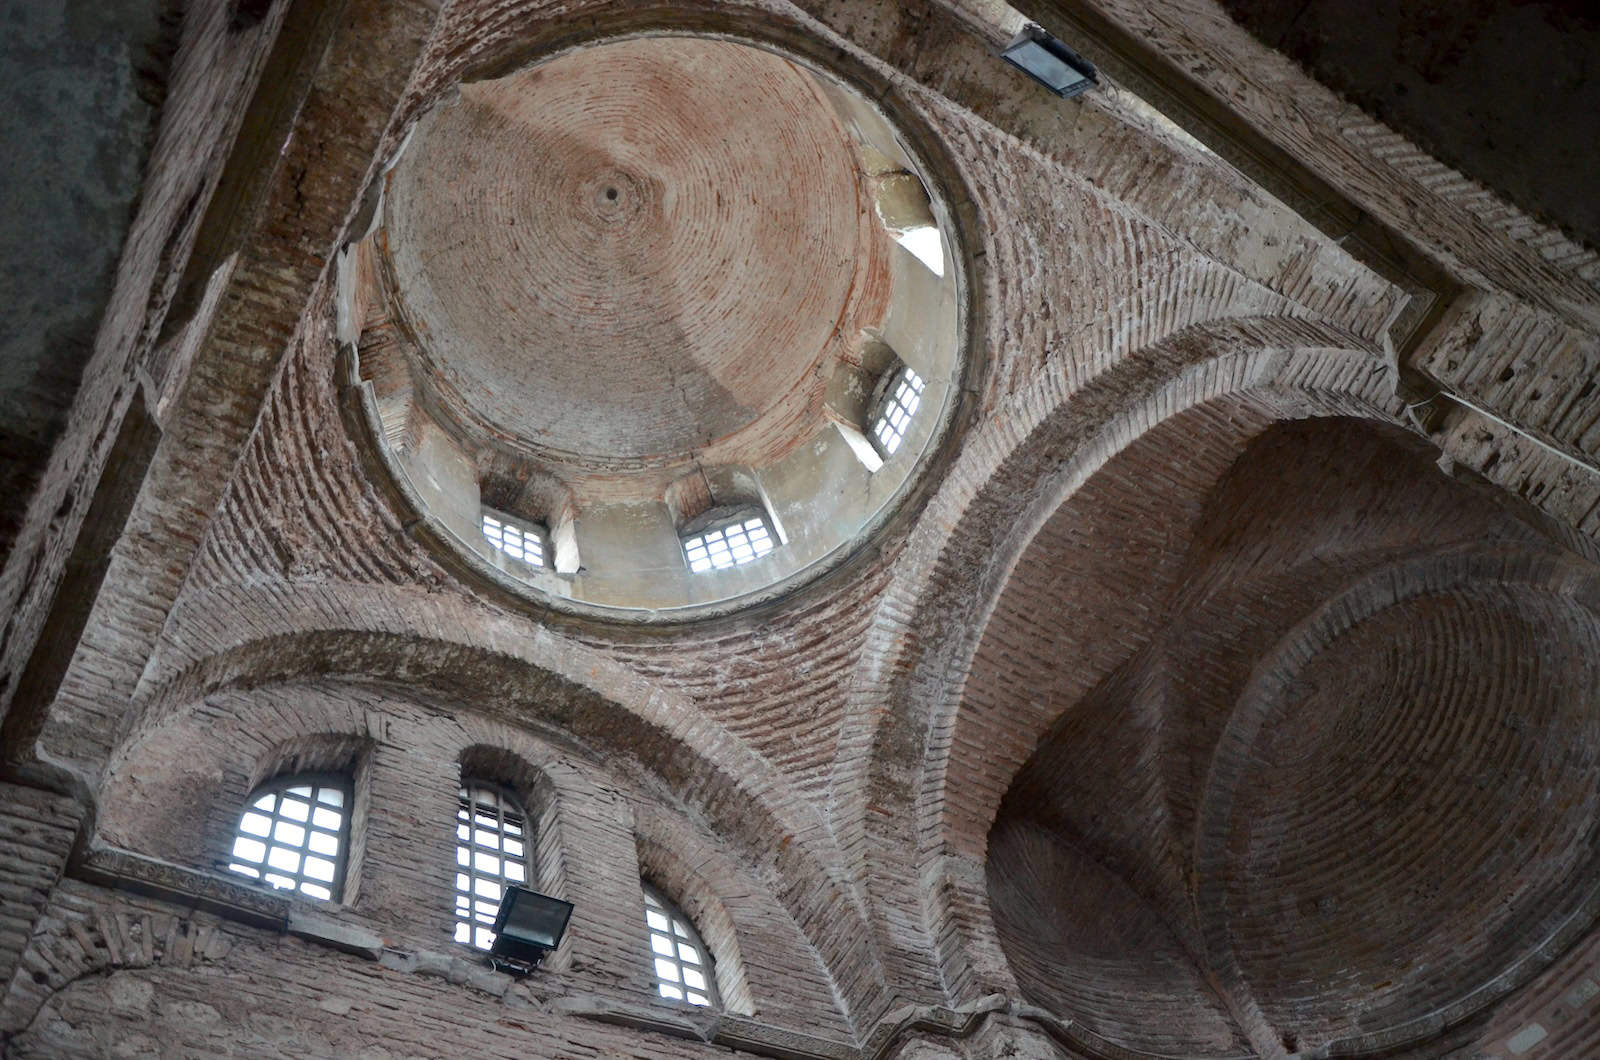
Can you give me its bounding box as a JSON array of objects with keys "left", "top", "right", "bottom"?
[
  {"left": 642, "top": 884, "right": 718, "bottom": 1007},
  {"left": 682, "top": 513, "right": 775, "bottom": 573},
  {"left": 481, "top": 511, "right": 547, "bottom": 568},
  {"left": 228, "top": 775, "right": 349, "bottom": 901},
  {"left": 871, "top": 365, "right": 926, "bottom": 457},
  {"left": 455, "top": 784, "right": 531, "bottom": 950}
]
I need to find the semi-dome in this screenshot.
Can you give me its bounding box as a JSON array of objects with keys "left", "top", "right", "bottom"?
[{"left": 341, "top": 34, "right": 969, "bottom": 619}]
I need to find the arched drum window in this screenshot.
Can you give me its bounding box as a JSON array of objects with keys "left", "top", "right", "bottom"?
[
  {"left": 227, "top": 774, "right": 350, "bottom": 901},
  {"left": 642, "top": 882, "right": 719, "bottom": 1007},
  {"left": 455, "top": 783, "right": 531, "bottom": 950}
]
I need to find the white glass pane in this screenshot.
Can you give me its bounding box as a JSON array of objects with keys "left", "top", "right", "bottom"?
[
  {"left": 240, "top": 812, "right": 272, "bottom": 837},
  {"left": 505, "top": 862, "right": 526, "bottom": 883},
  {"left": 683, "top": 967, "right": 706, "bottom": 990},
  {"left": 308, "top": 830, "right": 338, "bottom": 856},
  {"left": 264, "top": 873, "right": 296, "bottom": 890},
  {"left": 286, "top": 785, "right": 312, "bottom": 799},
  {"left": 678, "top": 943, "right": 701, "bottom": 965},
  {"left": 278, "top": 798, "right": 310, "bottom": 823},
  {"left": 312, "top": 807, "right": 341, "bottom": 830},
  {"left": 273, "top": 821, "right": 306, "bottom": 847},
  {"left": 655, "top": 958, "right": 680, "bottom": 983},
  {"left": 474, "top": 878, "right": 502, "bottom": 902},
  {"left": 228, "top": 864, "right": 260, "bottom": 879},
  {"left": 474, "top": 828, "right": 498, "bottom": 849},
  {"left": 457, "top": 846, "right": 470, "bottom": 867},
  {"left": 503, "top": 838, "right": 524, "bottom": 857},
  {"left": 687, "top": 992, "right": 710, "bottom": 1007},
  {"left": 646, "top": 910, "right": 671, "bottom": 932},
  {"left": 455, "top": 922, "right": 472, "bottom": 944},
  {"left": 231, "top": 836, "right": 267, "bottom": 863},
  {"left": 303, "top": 856, "right": 336, "bottom": 882},
  {"left": 317, "top": 787, "right": 344, "bottom": 807},
  {"left": 474, "top": 851, "right": 500, "bottom": 874},
  {"left": 651, "top": 934, "right": 676, "bottom": 956},
  {"left": 267, "top": 846, "right": 301, "bottom": 873},
  {"left": 475, "top": 927, "right": 494, "bottom": 950},
  {"left": 300, "top": 883, "right": 332, "bottom": 901},
  {"left": 659, "top": 984, "right": 684, "bottom": 1000},
  {"left": 252, "top": 793, "right": 277, "bottom": 812}
]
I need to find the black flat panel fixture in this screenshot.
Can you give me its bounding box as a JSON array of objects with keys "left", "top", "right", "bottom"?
[
  {"left": 488, "top": 886, "right": 574, "bottom": 972},
  {"left": 1002, "top": 24, "right": 1099, "bottom": 98}
]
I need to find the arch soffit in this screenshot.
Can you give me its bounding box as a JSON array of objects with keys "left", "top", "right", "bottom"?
[
  {"left": 825, "top": 316, "right": 1408, "bottom": 987},
  {"left": 832, "top": 315, "right": 1402, "bottom": 853},
  {"left": 943, "top": 546, "right": 1600, "bottom": 1058}
]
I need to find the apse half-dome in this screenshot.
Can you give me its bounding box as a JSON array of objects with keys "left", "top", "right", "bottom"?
[{"left": 339, "top": 34, "right": 970, "bottom": 621}]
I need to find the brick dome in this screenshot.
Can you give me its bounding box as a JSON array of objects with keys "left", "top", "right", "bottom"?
[{"left": 384, "top": 37, "right": 879, "bottom": 471}]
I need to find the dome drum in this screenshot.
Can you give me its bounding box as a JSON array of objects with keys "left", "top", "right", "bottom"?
[{"left": 338, "top": 32, "right": 972, "bottom": 621}]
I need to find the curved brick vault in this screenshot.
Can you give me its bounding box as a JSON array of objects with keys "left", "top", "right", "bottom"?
[
  {"left": 4, "top": 1, "right": 1600, "bottom": 1059},
  {"left": 979, "top": 420, "right": 1600, "bottom": 1057}
]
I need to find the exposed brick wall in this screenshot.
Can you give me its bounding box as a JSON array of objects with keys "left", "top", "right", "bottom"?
[
  {"left": 0, "top": 785, "right": 82, "bottom": 998},
  {"left": 1054, "top": 0, "right": 1600, "bottom": 330},
  {"left": 91, "top": 680, "right": 859, "bottom": 1040},
  {"left": 978, "top": 420, "right": 1600, "bottom": 1056},
  {"left": 4, "top": 0, "right": 1600, "bottom": 1057},
  {"left": 0, "top": 0, "right": 289, "bottom": 734}
]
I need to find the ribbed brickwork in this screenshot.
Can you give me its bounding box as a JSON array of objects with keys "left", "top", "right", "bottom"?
[
  {"left": 980, "top": 420, "right": 1600, "bottom": 1056},
  {"left": 4, "top": 0, "right": 1599, "bottom": 1058}
]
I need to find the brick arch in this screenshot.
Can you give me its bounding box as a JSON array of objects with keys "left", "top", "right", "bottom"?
[
  {"left": 885, "top": 390, "right": 1600, "bottom": 1058},
  {"left": 0, "top": 902, "right": 235, "bottom": 1043},
  {"left": 103, "top": 591, "right": 888, "bottom": 1029},
  {"left": 635, "top": 816, "right": 761, "bottom": 1017},
  {"left": 829, "top": 315, "right": 1407, "bottom": 1003}
]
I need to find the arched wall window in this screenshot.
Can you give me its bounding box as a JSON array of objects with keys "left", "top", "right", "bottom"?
[
  {"left": 642, "top": 882, "right": 719, "bottom": 1007},
  {"left": 227, "top": 773, "right": 351, "bottom": 901},
  {"left": 455, "top": 782, "right": 532, "bottom": 949}
]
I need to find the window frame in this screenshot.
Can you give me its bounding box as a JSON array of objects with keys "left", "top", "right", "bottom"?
[
  {"left": 454, "top": 781, "right": 533, "bottom": 951},
  {"left": 226, "top": 771, "right": 352, "bottom": 902},
  {"left": 679, "top": 508, "right": 777, "bottom": 574},
  {"left": 480, "top": 508, "right": 551, "bottom": 570},
  {"left": 868, "top": 363, "right": 926, "bottom": 459},
  {"left": 642, "top": 882, "right": 721, "bottom": 1009}
]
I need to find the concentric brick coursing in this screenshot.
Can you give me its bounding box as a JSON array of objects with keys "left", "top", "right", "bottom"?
[
  {"left": 386, "top": 36, "right": 874, "bottom": 468},
  {"left": 980, "top": 419, "right": 1600, "bottom": 1057}
]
